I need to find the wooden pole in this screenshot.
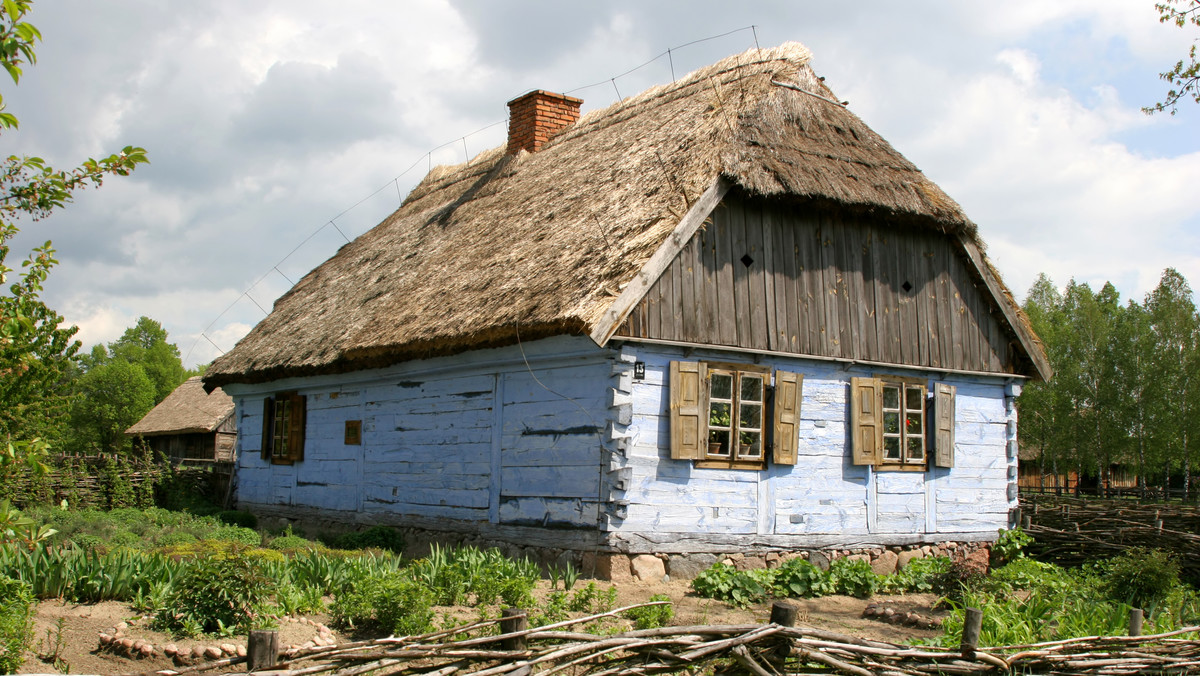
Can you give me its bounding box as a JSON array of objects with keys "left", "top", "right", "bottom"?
[
  {"left": 770, "top": 601, "right": 799, "bottom": 627},
  {"left": 960, "top": 607, "right": 983, "bottom": 659},
  {"left": 247, "top": 629, "right": 279, "bottom": 672},
  {"left": 1130, "top": 608, "right": 1144, "bottom": 637},
  {"left": 500, "top": 608, "right": 528, "bottom": 651}
]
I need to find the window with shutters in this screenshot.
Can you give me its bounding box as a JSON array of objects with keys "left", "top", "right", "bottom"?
[
  {"left": 850, "top": 376, "right": 955, "bottom": 470},
  {"left": 261, "top": 392, "right": 306, "bottom": 464},
  {"left": 669, "top": 361, "right": 802, "bottom": 469}
]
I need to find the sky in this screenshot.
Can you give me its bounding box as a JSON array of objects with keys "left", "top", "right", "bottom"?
[{"left": 5, "top": 1, "right": 1200, "bottom": 368}]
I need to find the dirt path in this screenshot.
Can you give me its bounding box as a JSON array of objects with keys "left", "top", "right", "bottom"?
[{"left": 18, "top": 581, "right": 946, "bottom": 675}]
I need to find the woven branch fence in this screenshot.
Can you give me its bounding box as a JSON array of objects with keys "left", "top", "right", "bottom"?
[
  {"left": 125, "top": 602, "right": 1200, "bottom": 676},
  {"left": 1020, "top": 495, "right": 1200, "bottom": 583}
]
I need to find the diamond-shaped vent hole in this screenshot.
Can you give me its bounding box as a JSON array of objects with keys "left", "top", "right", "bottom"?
[
  {"left": 902, "top": 281, "right": 913, "bottom": 292},
  {"left": 740, "top": 254, "right": 754, "bottom": 268}
]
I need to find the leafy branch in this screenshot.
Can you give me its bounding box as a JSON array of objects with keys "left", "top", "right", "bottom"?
[{"left": 1145, "top": 0, "right": 1200, "bottom": 115}]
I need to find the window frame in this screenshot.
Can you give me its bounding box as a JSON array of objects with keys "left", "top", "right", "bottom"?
[
  {"left": 669, "top": 360, "right": 802, "bottom": 469},
  {"left": 261, "top": 392, "right": 307, "bottom": 465},
  {"left": 879, "top": 377, "right": 928, "bottom": 469},
  {"left": 849, "top": 376, "right": 956, "bottom": 471}
]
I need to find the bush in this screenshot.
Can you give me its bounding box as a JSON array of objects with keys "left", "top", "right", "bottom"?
[
  {"left": 269, "top": 534, "right": 319, "bottom": 551},
  {"left": 329, "top": 526, "right": 406, "bottom": 554},
  {"left": 828, "top": 558, "right": 877, "bottom": 598},
  {"left": 1100, "top": 548, "right": 1180, "bottom": 609},
  {"left": 152, "top": 553, "right": 274, "bottom": 637},
  {"left": 691, "top": 563, "right": 770, "bottom": 607},
  {"left": 211, "top": 526, "right": 261, "bottom": 547},
  {"left": 156, "top": 531, "right": 198, "bottom": 548},
  {"left": 773, "top": 558, "right": 833, "bottom": 598},
  {"left": 878, "top": 556, "right": 950, "bottom": 594},
  {"left": 331, "top": 572, "right": 434, "bottom": 636},
  {"left": 0, "top": 576, "right": 34, "bottom": 673},
  {"left": 217, "top": 510, "right": 258, "bottom": 529},
  {"left": 624, "top": 594, "right": 674, "bottom": 629}
]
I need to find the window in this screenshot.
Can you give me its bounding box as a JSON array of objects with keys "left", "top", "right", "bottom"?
[
  {"left": 850, "top": 377, "right": 955, "bottom": 469},
  {"left": 261, "top": 392, "right": 306, "bottom": 464},
  {"left": 669, "top": 361, "right": 803, "bottom": 468}
]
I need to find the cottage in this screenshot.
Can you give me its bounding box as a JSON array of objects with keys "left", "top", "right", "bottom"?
[
  {"left": 127, "top": 376, "right": 237, "bottom": 462},
  {"left": 205, "top": 44, "right": 1048, "bottom": 569}
]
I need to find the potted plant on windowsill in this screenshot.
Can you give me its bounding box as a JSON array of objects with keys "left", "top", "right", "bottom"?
[
  {"left": 709, "top": 408, "right": 730, "bottom": 455},
  {"left": 739, "top": 431, "right": 758, "bottom": 457}
]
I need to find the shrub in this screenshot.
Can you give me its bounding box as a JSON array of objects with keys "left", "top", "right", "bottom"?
[
  {"left": 269, "top": 534, "right": 319, "bottom": 551},
  {"left": 0, "top": 576, "right": 34, "bottom": 673},
  {"left": 217, "top": 510, "right": 258, "bottom": 529},
  {"left": 331, "top": 572, "right": 434, "bottom": 636},
  {"left": 773, "top": 558, "right": 833, "bottom": 598},
  {"left": 211, "top": 526, "right": 261, "bottom": 547},
  {"left": 878, "top": 556, "right": 950, "bottom": 594},
  {"left": 691, "top": 563, "right": 769, "bottom": 607},
  {"left": 330, "top": 526, "right": 406, "bottom": 554},
  {"left": 828, "top": 558, "right": 877, "bottom": 598},
  {"left": 1100, "top": 548, "right": 1180, "bottom": 609},
  {"left": 624, "top": 594, "right": 674, "bottom": 629},
  {"left": 156, "top": 531, "right": 198, "bottom": 548},
  {"left": 152, "top": 553, "right": 275, "bottom": 637},
  {"left": 992, "top": 527, "right": 1033, "bottom": 564}
]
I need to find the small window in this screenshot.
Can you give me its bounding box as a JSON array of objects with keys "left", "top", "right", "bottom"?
[
  {"left": 669, "top": 361, "right": 802, "bottom": 468},
  {"left": 881, "top": 382, "right": 925, "bottom": 465},
  {"left": 261, "top": 392, "right": 306, "bottom": 464}
]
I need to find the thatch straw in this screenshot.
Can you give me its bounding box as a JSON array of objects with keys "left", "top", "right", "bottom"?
[
  {"left": 126, "top": 377, "right": 234, "bottom": 435},
  {"left": 206, "top": 42, "right": 1031, "bottom": 387}
]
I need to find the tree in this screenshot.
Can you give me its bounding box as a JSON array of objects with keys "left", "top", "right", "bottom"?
[
  {"left": 1146, "top": 0, "right": 1200, "bottom": 114},
  {"left": 108, "top": 316, "right": 186, "bottom": 402},
  {"left": 1144, "top": 269, "right": 1199, "bottom": 496},
  {"left": 0, "top": 1, "right": 147, "bottom": 457},
  {"left": 69, "top": 359, "right": 155, "bottom": 454}
]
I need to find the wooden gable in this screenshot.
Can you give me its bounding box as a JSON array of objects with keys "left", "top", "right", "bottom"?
[{"left": 612, "top": 193, "right": 1039, "bottom": 377}]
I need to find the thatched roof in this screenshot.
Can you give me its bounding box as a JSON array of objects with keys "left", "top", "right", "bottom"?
[
  {"left": 206, "top": 42, "right": 1045, "bottom": 387},
  {"left": 127, "top": 377, "right": 234, "bottom": 436}
]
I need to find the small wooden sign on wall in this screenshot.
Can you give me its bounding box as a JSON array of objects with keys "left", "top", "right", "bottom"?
[{"left": 344, "top": 420, "right": 362, "bottom": 445}]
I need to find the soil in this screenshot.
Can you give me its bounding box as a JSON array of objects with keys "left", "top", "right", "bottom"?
[{"left": 17, "top": 581, "right": 946, "bottom": 675}]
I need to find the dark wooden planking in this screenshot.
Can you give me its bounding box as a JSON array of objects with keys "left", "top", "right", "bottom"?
[
  {"left": 715, "top": 205, "right": 738, "bottom": 347},
  {"left": 613, "top": 198, "right": 1022, "bottom": 375},
  {"left": 746, "top": 202, "right": 770, "bottom": 351}
]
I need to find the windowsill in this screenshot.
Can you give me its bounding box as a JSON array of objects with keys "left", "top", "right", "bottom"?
[
  {"left": 876, "top": 462, "right": 927, "bottom": 472},
  {"left": 696, "top": 459, "right": 766, "bottom": 470}
]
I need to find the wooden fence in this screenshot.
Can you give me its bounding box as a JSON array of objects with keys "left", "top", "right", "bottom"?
[{"left": 3, "top": 454, "right": 233, "bottom": 510}]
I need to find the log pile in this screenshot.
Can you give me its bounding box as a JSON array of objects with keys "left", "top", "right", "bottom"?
[
  {"left": 126, "top": 603, "right": 1200, "bottom": 676},
  {"left": 1020, "top": 495, "right": 1200, "bottom": 582}
]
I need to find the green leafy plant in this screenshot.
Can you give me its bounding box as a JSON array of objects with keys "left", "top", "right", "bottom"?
[
  {"left": 36, "top": 617, "right": 68, "bottom": 672},
  {"left": 532, "top": 591, "right": 569, "bottom": 627},
  {"left": 152, "top": 552, "right": 274, "bottom": 637},
  {"left": 691, "top": 563, "right": 769, "bottom": 608},
  {"left": 828, "top": 558, "right": 877, "bottom": 598},
  {"left": 1099, "top": 547, "right": 1180, "bottom": 609},
  {"left": 992, "top": 527, "right": 1033, "bottom": 564},
  {"left": 329, "top": 525, "right": 406, "bottom": 554},
  {"left": 217, "top": 510, "right": 257, "bottom": 529},
  {"left": 0, "top": 576, "right": 34, "bottom": 673},
  {"left": 624, "top": 594, "right": 674, "bottom": 629},
  {"left": 878, "top": 556, "right": 951, "bottom": 594},
  {"left": 773, "top": 557, "right": 834, "bottom": 598}
]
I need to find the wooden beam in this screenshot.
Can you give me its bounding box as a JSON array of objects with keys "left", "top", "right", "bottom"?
[
  {"left": 955, "top": 234, "right": 1053, "bottom": 381},
  {"left": 590, "top": 178, "right": 731, "bottom": 346}
]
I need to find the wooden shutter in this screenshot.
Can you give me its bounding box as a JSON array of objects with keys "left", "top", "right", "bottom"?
[
  {"left": 669, "top": 361, "right": 706, "bottom": 460},
  {"left": 850, "top": 377, "right": 882, "bottom": 466},
  {"left": 772, "top": 370, "right": 803, "bottom": 466},
  {"left": 261, "top": 396, "right": 274, "bottom": 462},
  {"left": 932, "top": 383, "right": 956, "bottom": 468},
  {"left": 287, "top": 393, "right": 307, "bottom": 462}
]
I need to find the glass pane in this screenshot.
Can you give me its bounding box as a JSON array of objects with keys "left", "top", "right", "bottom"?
[
  {"left": 741, "top": 374, "right": 763, "bottom": 402},
  {"left": 907, "top": 436, "right": 925, "bottom": 461},
  {"left": 739, "top": 431, "right": 762, "bottom": 458},
  {"left": 906, "top": 412, "right": 922, "bottom": 435},
  {"left": 883, "top": 385, "right": 900, "bottom": 409},
  {"left": 884, "top": 412, "right": 900, "bottom": 434},
  {"left": 707, "top": 429, "right": 730, "bottom": 456},
  {"left": 709, "top": 402, "right": 731, "bottom": 429},
  {"left": 906, "top": 385, "right": 924, "bottom": 412},
  {"left": 884, "top": 436, "right": 901, "bottom": 460},
  {"left": 710, "top": 373, "right": 733, "bottom": 400},
  {"left": 740, "top": 403, "right": 762, "bottom": 430}
]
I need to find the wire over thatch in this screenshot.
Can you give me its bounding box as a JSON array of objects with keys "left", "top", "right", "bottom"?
[
  {"left": 206, "top": 42, "right": 1037, "bottom": 388},
  {"left": 126, "top": 377, "right": 234, "bottom": 436}
]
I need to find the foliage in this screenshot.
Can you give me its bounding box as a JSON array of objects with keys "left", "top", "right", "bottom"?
[
  {"left": 211, "top": 526, "right": 261, "bottom": 547},
  {"left": 623, "top": 594, "right": 674, "bottom": 630},
  {"left": 216, "top": 510, "right": 257, "bottom": 529},
  {"left": 773, "top": 557, "right": 835, "bottom": 598},
  {"left": 152, "top": 552, "right": 274, "bottom": 637},
  {"left": 409, "top": 544, "right": 538, "bottom": 608},
  {"left": 328, "top": 525, "right": 406, "bottom": 554},
  {"left": 106, "top": 317, "right": 187, "bottom": 402},
  {"left": 1098, "top": 547, "right": 1181, "bottom": 609},
  {"left": 0, "top": 541, "right": 174, "bottom": 601},
  {"left": 0, "top": 575, "right": 34, "bottom": 673},
  {"left": 692, "top": 563, "right": 768, "bottom": 607},
  {"left": 992, "top": 527, "right": 1033, "bottom": 564},
  {"left": 68, "top": 358, "right": 156, "bottom": 454},
  {"left": 827, "top": 558, "right": 878, "bottom": 598},
  {"left": 877, "top": 556, "right": 950, "bottom": 594},
  {"left": 0, "top": 0, "right": 147, "bottom": 460},
  {"left": 331, "top": 571, "right": 434, "bottom": 636},
  {"left": 1145, "top": 0, "right": 1200, "bottom": 114}
]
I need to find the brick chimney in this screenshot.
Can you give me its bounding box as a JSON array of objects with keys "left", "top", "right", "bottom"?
[{"left": 506, "top": 90, "right": 583, "bottom": 155}]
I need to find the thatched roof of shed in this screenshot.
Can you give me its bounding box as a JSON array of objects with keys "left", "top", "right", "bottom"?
[
  {"left": 206, "top": 43, "right": 1043, "bottom": 387},
  {"left": 127, "top": 377, "right": 234, "bottom": 436}
]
